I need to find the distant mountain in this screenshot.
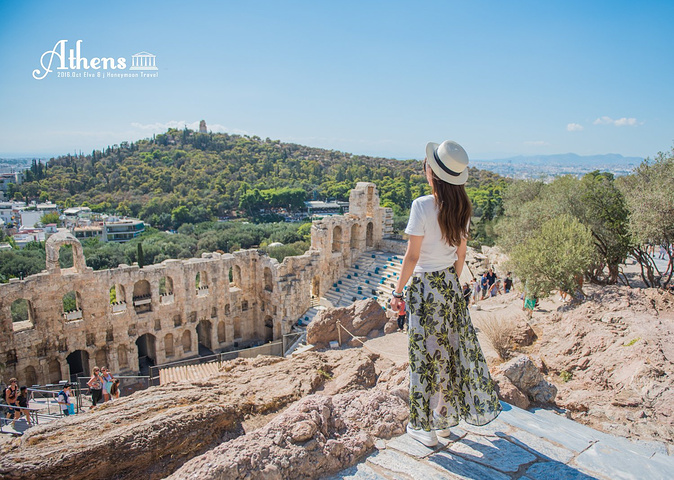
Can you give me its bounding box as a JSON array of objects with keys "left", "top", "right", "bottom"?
[{"left": 475, "top": 153, "right": 644, "bottom": 167}]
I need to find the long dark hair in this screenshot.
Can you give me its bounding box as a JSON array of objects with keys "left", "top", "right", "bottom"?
[{"left": 429, "top": 172, "right": 472, "bottom": 246}]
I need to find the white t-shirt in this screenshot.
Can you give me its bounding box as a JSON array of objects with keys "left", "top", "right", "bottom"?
[{"left": 405, "top": 195, "right": 461, "bottom": 273}]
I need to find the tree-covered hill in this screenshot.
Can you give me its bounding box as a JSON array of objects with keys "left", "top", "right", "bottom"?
[{"left": 13, "top": 128, "right": 506, "bottom": 229}]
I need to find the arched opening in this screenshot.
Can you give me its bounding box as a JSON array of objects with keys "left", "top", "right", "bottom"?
[
  {"left": 197, "top": 320, "right": 213, "bottom": 355},
  {"left": 233, "top": 318, "right": 241, "bottom": 339},
  {"left": 217, "top": 321, "right": 226, "bottom": 344},
  {"left": 350, "top": 224, "right": 359, "bottom": 249},
  {"left": 133, "top": 280, "right": 152, "bottom": 313},
  {"left": 63, "top": 290, "right": 82, "bottom": 320},
  {"left": 136, "top": 334, "right": 156, "bottom": 375},
  {"left": 159, "top": 276, "right": 173, "bottom": 295},
  {"left": 264, "top": 316, "right": 274, "bottom": 343},
  {"left": 164, "top": 333, "right": 175, "bottom": 357},
  {"left": 95, "top": 349, "right": 108, "bottom": 370},
  {"left": 366, "top": 222, "right": 374, "bottom": 248},
  {"left": 117, "top": 345, "right": 128, "bottom": 368},
  {"left": 264, "top": 267, "right": 273, "bottom": 292},
  {"left": 196, "top": 271, "right": 208, "bottom": 295},
  {"left": 230, "top": 265, "right": 242, "bottom": 289},
  {"left": 241, "top": 300, "right": 249, "bottom": 311},
  {"left": 160, "top": 276, "right": 174, "bottom": 304},
  {"left": 11, "top": 298, "right": 33, "bottom": 330},
  {"left": 224, "top": 304, "right": 230, "bottom": 315},
  {"left": 58, "top": 244, "right": 74, "bottom": 269},
  {"left": 48, "top": 359, "right": 62, "bottom": 384},
  {"left": 24, "top": 366, "right": 38, "bottom": 387},
  {"left": 332, "top": 226, "right": 342, "bottom": 253},
  {"left": 110, "top": 284, "right": 126, "bottom": 312},
  {"left": 182, "top": 330, "right": 192, "bottom": 353},
  {"left": 66, "top": 350, "right": 90, "bottom": 382},
  {"left": 311, "top": 276, "right": 320, "bottom": 299}
]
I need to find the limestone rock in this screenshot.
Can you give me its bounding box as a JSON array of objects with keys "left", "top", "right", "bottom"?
[
  {"left": 307, "top": 299, "right": 388, "bottom": 349},
  {"left": 510, "top": 317, "right": 537, "bottom": 347},
  {"left": 498, "top": 355, "right": 557, "bottom": 404},
  {"left": 168, "top": 389, "right": 408, "bottom": 480},
  {"left": 0, "top": 349, "right": 378, "bottom": 480},
  {"left": 492, "top": 373, "right": 530, "bottom": 410}
]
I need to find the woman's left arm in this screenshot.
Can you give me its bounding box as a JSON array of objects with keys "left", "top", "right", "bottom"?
[
  {"left": 454, "top": 237, "right": 467, "bottom": 278},
  {"left": 391, "top": 235, "right": 423, "bottom": 311}
]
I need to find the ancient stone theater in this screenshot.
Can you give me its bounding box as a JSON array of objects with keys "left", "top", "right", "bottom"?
[{"left": 0, "top": 183, "right": 394, "bottom": 386}]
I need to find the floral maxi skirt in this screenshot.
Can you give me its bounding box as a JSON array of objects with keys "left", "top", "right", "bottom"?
[{"left": 407, "top": 266, "right": 501, "bottom": 431}]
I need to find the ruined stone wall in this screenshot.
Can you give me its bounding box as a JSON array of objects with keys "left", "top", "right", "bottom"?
[{"left": 0, "top": 182, "right": 389, "bottom": 385}]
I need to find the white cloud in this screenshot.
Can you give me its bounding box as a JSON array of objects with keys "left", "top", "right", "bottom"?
[
  {"left": 566, "top": 123, "right": 584, "bottom": 132},
  {"left": 130, "top": 121, "right": 247, "bottom": 135},
  {"left": 593, "top": 116, "right": 638, "bottom": 127},
  {"left": 523, "top": 140, "right": 549, "bottom": 146}
]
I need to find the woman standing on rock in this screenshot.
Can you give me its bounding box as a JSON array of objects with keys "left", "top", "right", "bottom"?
[{"left": 390, "top": 140, "right": 501, "bottom": 447}]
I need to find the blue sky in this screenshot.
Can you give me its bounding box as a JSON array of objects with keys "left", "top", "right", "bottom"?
[{"left": 0, "top": 0, "right": 672, "bottom": 160}]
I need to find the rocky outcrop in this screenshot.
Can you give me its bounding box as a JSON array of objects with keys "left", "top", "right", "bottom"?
[
  {"left": 0, "top": 349, "right": 383, "bottom": 480},
  {"left": 531, "top": 285, "right": 674, "bottom": 444},
  {"left": 168, "top": 389, "right": 408, "bottom": 480},
  {"left": 307, "top": 299, "right": 388, "bottom": 349}
]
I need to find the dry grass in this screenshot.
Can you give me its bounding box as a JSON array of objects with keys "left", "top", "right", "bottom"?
[{"left": 474, "top": 314, "right": 516, "bottom": 361}]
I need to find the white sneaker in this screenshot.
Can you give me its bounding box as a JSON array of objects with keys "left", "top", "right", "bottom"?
[
  {"left": 435, "top": 428, "right": 451, "bottom": 438},
  {"left": 406, "top": 424, "right": 438, "bottom": 447}
]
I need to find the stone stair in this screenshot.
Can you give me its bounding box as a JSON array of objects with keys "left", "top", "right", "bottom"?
[
  {"left": 323, "top": 402, "right": 674, "bottom": 480},
  {"left": 297, "top": 250, "right": 404, "bottom": 328}
]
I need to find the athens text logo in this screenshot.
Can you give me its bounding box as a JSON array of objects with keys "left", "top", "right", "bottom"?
[{"left": 32, "top": 40, "right": 159, "bottom": 80}]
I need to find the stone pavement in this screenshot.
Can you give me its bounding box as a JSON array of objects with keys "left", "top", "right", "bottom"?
[{"left": 325, "top": 402, "right": 674, "bottom": 480}]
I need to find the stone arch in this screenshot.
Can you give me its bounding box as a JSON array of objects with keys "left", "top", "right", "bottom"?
[
  {"left": 11, "top": 298, "right": 33, "bottom": 329},
  {"left": 133, "top": 280, "right": 152, "bottom": 313},
  {"left": 233, "top": 318, "right": 241, "bottom": 339},
  {"left": 48, "top": 359, "right": 62, "bottom": 384},
  {"left": 62, "top": 290, "right": 83, "bottom": 321},
  {"left": 264, "top": 316, "right": 274, "bottom": 343},
  {"left": 164, "top": 333, "right": 175, "bottom": 357},
  {"left": 350, "top": 224, "right": 359, "bottom": 249},
  {"left": 159, "top": 276, "right": 174, "bottom": 295},
  {"left": 45, "top": 230, "right": 87, "bottom": 273},
  {"left": 66, "top": 350, "right": 90, "bottom": 381},
  {"left": 58, "top": 244, "right": 74, "bottom": 268},
  {"left": 230, "top": 265, "right": 242, "bottom": 288},
  {"left": 197, "top": 319, "right": 213, "bottom": 351},
  {"left": 196, "top": 271, "right": 208, "bottom": 289},
  {"left": 24, "top": 365, "right": 38, "bottom": 386},
  {"left": 217, "top": 321, "right": 226, "bottom": 343},
  {"left": 136, "top": 333, "right": 156, "bottom": 375},
  {"left": 182, "top": 330, "right": 192, "bottom": 353},
  {"left": 311, "top": 276, "right": 320, "bottom": 299},
  {"left": 332, "top": 226, "right": 342, "bottom": 253},
  {"left": 366, "top": 222, "right": 374, "bottom": 248},
  {"left": 264, "top": 267, "right": 273, "bottom": 292}
]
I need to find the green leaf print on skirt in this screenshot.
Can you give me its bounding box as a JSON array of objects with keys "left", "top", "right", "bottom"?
[{"left": 407, "top": 266, "right": 501, "bottom": 431}]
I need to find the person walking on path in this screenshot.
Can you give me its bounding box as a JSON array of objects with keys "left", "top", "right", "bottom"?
[
  {"left": 395, "top": 298, "right": 408, "bottom": 332},
  {"left": 390, "top": 140, "right": 501, "bottom": 448},
  {"left": 87, "top": 367, "right": 104, "bottom": 408},
  {"left": 57, "top": 384, "right": 72, "bottom": 416}
]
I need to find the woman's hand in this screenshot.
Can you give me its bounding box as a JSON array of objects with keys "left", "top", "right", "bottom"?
[{"left": 390, "top": 296, "right": 403, "bottom": 312}]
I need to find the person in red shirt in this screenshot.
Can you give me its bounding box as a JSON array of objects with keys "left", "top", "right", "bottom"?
[{"left": 396, "top": 298, "right": 407, "bottom": 332}]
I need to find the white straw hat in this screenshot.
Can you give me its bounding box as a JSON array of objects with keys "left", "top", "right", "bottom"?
[{"left": 425, "top": 140, "right": 469, "bottom": 185}]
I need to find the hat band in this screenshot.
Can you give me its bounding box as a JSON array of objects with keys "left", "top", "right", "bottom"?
[{"left": 433, "top": 149, "right": 462, "bottom": 177}]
